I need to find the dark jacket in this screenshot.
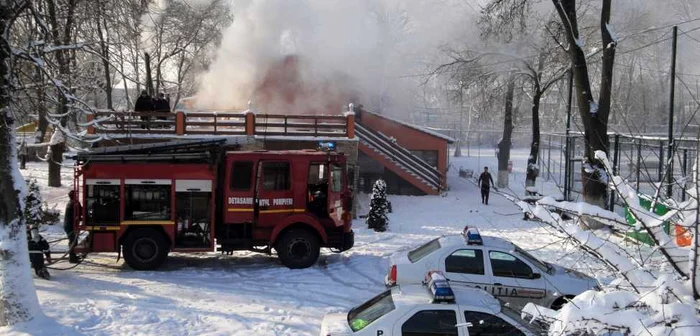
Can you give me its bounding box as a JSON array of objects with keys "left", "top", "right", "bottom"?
[
  {"left": 154, "top": 98, "right": 170, "bottom": 112},
  {"left": 64, "top": 200, "right": 81, "bottom": 233},
  {"left": 478, "top": 172, "right": 494, "bottom": 188},
  {"left": 134, "top": 95, "right": 154, "bottom": 112}
]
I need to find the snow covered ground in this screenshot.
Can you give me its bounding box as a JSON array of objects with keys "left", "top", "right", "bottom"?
[{"left": 5, "top": 148, "right": 628, "bottom": 335}]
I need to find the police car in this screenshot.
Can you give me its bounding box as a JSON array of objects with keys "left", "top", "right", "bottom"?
[
  {"left": 384, "top": 227, "right": 600, "bottom": 311},
  {"left": 320, "top": 272, "right": 542, "bottom": 336}
]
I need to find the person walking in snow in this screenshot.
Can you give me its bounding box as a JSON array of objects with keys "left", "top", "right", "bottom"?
[
  {"left": 65, "top": 190, "right": 82, "bottom": 263},
  {"left": 477, "top": 166, "right": 495, "bottom": 205},
  {"left": 19, "top": 137, "right": 28, "bottom": 169}
]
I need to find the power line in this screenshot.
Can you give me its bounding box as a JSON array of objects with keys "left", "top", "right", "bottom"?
[{"left": 398, "top": 17, "right": 700, "bottom": 79}]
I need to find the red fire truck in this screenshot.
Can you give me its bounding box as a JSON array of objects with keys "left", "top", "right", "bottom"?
[{"left": 72, "top": 139, "right": 354, "bottom": 270}]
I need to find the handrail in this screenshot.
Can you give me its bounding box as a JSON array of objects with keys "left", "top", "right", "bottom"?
[
  {"left": 89, "top": 111, "right": 351, "bottom": 138},
  {"left": 356, "top": 124, "right": 441, "bottom": 189}
]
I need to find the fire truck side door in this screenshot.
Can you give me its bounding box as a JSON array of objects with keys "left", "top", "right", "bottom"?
[
  {"left": 225, "top": 160, "right": 256, "bottom": 224},
  {"left": 256, "top": 160, "right": 294, "bottom": 229},
  {"left": 327, "top": 163, "right": 345, "bottom": 225}
]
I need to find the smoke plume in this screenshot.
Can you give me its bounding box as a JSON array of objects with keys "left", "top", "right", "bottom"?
[{"left": 196, "top": 0, "right": 474, "bottom": 115}]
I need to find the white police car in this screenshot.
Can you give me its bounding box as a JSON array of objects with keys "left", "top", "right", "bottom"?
[
  {"left": 385, "top": 227, "right": 600, "bottom": 311},
  {"left": 320, "top": 272, "right": 543, "bottom": 336}
]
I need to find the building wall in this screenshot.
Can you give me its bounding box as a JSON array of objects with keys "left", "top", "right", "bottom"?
[{"left": 358, "top": 112, "right": 449, "bottom": 185}]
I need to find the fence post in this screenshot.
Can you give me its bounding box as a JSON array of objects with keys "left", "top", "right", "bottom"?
[
  {"left": 636, "top": 140, "right": 642, "bottom": 192},
  {"left": 682, "top": 149, "right": 688, "bottom": 201},
  {"left": 563, "top": 136, "right": 569, "bottom": 200},
  {"left": 175, "top": 111, "right": 186, "bottom": 135},
  {"left": 245, "top": 112, "right": 255, "bottom": 135},
  {"left": 346, "top": 113, "right": 355, "bottom": 138},
  {"left": 87, "top": 113, "right": 95, "bottom": 135},
  {"left": 658, "top": 141, "right": 664, "bottom": 184},
  {"left": 610, "top": 134, "right": 620, "bottom": 211},
  {"left": 547, "top": 135, "right": 552, "bottom": 181}
]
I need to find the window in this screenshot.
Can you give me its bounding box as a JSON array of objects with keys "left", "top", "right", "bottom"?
[
  {"left": 489, "top": 251, "right": 534, "bottom": 279},
  {"left": 445, "top": 249, "right": 484, "bottom": 275},
  {"left": 86, "top": 185, "right": 120, "bottom": 224},
  {"left": 463, "top": 311, "right": 525, "bottom": 336},
  {"left": 262, "top": 162, "right": 290, "bottom": 191},
  {"left": 230, "top": 161, "right": 254, "bottom": 190},
  {"left": 401, "top": 310, "right": 458, "bottom": 336},
  {"left": 348, "top": 290, "right": 395, "bottom": 332},
  {"left": 330, "top": 164, "right": 343, "bottom": 192},
  {"left": 515, "top": 246, "right": 552, "bottom": 274},
  {"left": 308, "top": 163, "right": 326, "bottom": 184},
  {"left": 408, "top": 238, "right": 441, "bottom": 263},
  {"left": 125, "top": 185, "right": 171, "bottom": 221}
]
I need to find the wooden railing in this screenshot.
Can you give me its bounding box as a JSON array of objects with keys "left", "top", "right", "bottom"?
[{"left": 87, "top": 111, "right": 355, "bottom": 138}]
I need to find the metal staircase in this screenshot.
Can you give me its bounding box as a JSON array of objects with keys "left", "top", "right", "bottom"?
[{"left": 355, "top": 123, "right": 442, "bottom": 194}]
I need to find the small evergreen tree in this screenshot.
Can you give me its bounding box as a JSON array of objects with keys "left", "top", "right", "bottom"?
[
  {"left": 24, "top": 179, "right": 43, "bottom": 226},
  {"left": 366, "top": 179, "right": 391, "bottom": 232}
]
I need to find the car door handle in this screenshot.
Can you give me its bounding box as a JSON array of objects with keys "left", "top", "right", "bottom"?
[{"left": 494, "top": 283, "right": 502, "bottom": 286}]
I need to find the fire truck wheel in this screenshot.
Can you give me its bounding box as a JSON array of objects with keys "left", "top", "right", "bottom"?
[
  {"left": 276, "top": 229, "right": 320, "bottom": 269},
  {"left": 123, "top": 228, "right": 169, "bottom": 270}
]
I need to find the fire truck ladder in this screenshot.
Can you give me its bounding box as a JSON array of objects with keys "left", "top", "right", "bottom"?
[
  {"left": 73, "top": 138, "right": 230, "bottom": 163},
  {"left": 355, "top": 124, "right": 441, "bottom": 194}
]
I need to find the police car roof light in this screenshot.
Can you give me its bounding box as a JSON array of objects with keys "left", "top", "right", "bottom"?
[
  {"left": 426, "top": 271, "right": 455, "bottom": 303},
  {"left": 462, "top": 226, "right": 483, "bottom": 245}
]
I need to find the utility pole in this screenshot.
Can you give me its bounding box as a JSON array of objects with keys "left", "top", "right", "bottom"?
[
  {"left": 454, "top": 81, "right": 464, "bottom": 157},
  {"left": 667, "top": 26, "right": 678, "bottom": 198}
]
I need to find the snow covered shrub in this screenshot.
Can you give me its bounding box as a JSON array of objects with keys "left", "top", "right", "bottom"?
[
  {"left": 515, "top": 151, "right": 700, "bottom": 335},
  {"left": 367, "top": 179, "right": 391, "bottom": 232},
  {"left": 23, "top": 179, "right": 43, "bottom": 226}
]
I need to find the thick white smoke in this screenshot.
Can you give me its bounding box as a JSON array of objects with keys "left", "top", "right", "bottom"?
[{"left": 196, "top": 0, "right": 475, "bottom": 115}]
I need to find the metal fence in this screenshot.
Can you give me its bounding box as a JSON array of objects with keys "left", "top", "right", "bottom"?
[{"left": 537, "top": 132, "right": 699, "bottom": 212}]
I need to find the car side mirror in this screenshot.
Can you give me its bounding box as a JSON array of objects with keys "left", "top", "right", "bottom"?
[{"left": 531, "top": 273, "right": 541, "bottom": 279}]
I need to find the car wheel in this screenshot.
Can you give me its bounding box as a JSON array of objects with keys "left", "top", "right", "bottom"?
[
  {"left": 276, "top": 229, "right": 320, "bottom": 269},
  {"left": 123, "top": 228, "right": 169, "bottom": 270}
]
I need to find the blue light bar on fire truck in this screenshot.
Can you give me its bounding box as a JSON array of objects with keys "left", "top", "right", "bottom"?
[
  {"left": 462, "top": 226, "right": 483, "bottom": 245},
  {"left": 318, "top": 141, "right": 336, "bottom": 151},
  {"left": 425, "top": 271, "right": 455, "bottom": 303}
]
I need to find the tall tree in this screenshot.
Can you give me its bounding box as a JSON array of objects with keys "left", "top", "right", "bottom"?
[
  {"left": 497, "top": 74, "right": 516, "bottom": 188},
  {"left": 553, "top": 0, "right": 616, "bottom": 228},
  {"left": 0, "top": 0, "right": 44, "bottom": 326}
]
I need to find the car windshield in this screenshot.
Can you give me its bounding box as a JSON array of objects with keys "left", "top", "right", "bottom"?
[
  {"left": 348, "top": 290, "right": 396, "bottom": 332},
  {"left": 499, "top": 300, "right": 546, "bottom": 334},
  {"left": 408, "top": 238, "right": 441, "bottom": 263},
  {"left": 515, "top": 246, "right": 552, "bottom": 274}
]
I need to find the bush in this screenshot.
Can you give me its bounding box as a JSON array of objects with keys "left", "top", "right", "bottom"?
[{"left": 366, "top": 180, "right": 391, "bottom": 232}]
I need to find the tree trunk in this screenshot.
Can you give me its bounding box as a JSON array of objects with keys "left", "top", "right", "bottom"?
[
  {"left": 553, "top": 0, "right": 615, "bottom": 229},
  {"left": 497, "top": 76, "right": 515, "bottom": 188},
  {"left": 47, "top": 143, "right": 65, "bottom": 187},
  {"left": 526, "top": 91, "right": 542, "bottom": 189},
  {"left": 96, "top": 7, "right": 113, "bottom": 110},
  {"left": 0, "top": 2, "right": 43, "bottom": 326},
  {"left": 145, "top": 52, "right": 154, "bottom": 97},
  {"left": 34, "top": 67, "right": 48, "bottom": 144}
]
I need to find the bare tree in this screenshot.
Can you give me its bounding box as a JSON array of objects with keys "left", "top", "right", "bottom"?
[{"left": 553, "top": 0, "right": 617, "bottom": 227}]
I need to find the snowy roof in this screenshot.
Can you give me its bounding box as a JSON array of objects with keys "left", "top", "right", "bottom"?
[
  {"left": 361, "top": 110, "right": 455, "bottom": 143},
  {"left": 439, "top": 234, "right": 514, "bottom": 250}
]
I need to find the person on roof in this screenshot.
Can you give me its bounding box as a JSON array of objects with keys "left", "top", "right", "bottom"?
[
  {"left": 477, "top": 166, "right": 495, "bottom": 205},
  {"left": 134, "top": 90, "right": 153, "bottom": 129}
]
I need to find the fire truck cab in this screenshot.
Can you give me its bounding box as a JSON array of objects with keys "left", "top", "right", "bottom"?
[{"left": 73, "top": 139, "right": 354, "bottom": 270}]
